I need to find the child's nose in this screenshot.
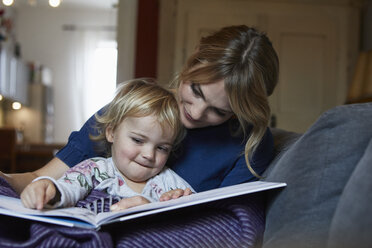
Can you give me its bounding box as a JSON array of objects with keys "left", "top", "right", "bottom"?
[{"left": 142, "top": 146, "right": 155, "bottom": 161}]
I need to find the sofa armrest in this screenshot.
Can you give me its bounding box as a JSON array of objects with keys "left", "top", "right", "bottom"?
[
  {"left": 262, "top": 103, "right": 372, "bottom": 248},
  {"left": 263, "top": 128, "right": 301, "bottom": 177},
  {"left": 270, "top": 128, "right": 301, "bottom": 156}
]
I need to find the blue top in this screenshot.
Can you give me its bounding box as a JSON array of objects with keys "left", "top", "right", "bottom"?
[{"left": 56, "top": 111, "right": 274, "bottom": 192}]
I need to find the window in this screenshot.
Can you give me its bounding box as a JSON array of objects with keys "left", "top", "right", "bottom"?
[{"left": 85, "top": 40, "right": 117, "bottom": 119}]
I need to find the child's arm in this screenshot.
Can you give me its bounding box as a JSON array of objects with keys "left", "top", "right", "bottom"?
[
  {"left": 49, "top": 159, "right": 104, "bottom": 208},
  {"left": 20, "top": 179, "right": 60, "bottom": 210},
  {"left": 23, "top": 159, "right": 107, "bottom": 209}
]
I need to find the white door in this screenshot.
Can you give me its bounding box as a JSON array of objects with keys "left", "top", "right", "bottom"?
[{"left": 266, "top": 7, "right": 346, "bottom": 132}]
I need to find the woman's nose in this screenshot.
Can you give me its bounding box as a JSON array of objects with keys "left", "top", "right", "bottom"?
[{"left": 190, "top": 103, "right": 207, "bottom": 121}]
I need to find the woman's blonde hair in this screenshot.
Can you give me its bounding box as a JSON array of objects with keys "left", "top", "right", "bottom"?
[
  {"left": 172, "top": 25, "right": 279, "bottom": 178},
  {"left": 91, "top": 78, "right": 185, "bottom": 156}
]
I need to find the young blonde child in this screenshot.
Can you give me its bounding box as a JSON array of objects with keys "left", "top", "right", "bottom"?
[{"left": 20, "top": 79, "right": 194, "bottom": 211}]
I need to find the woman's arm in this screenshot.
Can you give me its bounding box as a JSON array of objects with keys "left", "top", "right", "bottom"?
[
  {"left": 1, "top": 108, "right": 106, "bottom": 195},
  {"left": 0, "top": 157, "right": 69, "bottom": 195}
]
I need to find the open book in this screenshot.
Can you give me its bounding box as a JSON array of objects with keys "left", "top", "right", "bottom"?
[{"left": 0, "top": 181, "right": 285, "bottom": 230}]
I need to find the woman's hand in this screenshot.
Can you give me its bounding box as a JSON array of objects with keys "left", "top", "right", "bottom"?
[
  {"left": 110, "top": 195, "right": 150, "bottom": 212},
  {"left": 0, "top": 171, "right": 6, "bottom": 180},
  {"left": 159, "top": 188, "right": 193, "bottom": 202},
  {"left": 20, "top": 179, "right": 58, "bottom": 210}
]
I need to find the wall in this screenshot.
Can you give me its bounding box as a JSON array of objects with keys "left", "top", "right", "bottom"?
[
  {"left": 13, "top": 6, "right": 117, "bottom": 143},
  {"left": 157, "top": 0, "right": 367, "bottom": 86},
  {"left": 116, "top": 0, "right": 137, "bottom": 83},
  {"left": 0, "top": 7, "right": 15, "bottom": 127},
  {"left": 157, "top": 0, "right": 362, "bottom": 133},
  {"left": 157, "top": 0, "right": 177, "bottom": 85}
]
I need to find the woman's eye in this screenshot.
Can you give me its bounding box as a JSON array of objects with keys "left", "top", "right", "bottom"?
[
  {"left": 214, "top": 108, "right": 226, "bottom": 117},
  {"left": 191, "top": 83, "right": 201, "bottom": 97},
  {"left": 131, "top": 137, "right": 143, "bottom": 144}
]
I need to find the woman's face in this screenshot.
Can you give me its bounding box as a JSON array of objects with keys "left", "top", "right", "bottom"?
[{"left": 177, "top": 79, "right": 234, "bottom": 129}]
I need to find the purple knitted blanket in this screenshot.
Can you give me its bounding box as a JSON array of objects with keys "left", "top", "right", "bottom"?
[{"left": 0, "top": 177, "right": 265, "bottom": 248}]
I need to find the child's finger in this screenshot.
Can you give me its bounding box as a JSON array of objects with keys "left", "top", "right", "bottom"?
[
  {"left": 21, "top": 186, "right": 38, "bottom": 209},
  {"left": 44, "top": 183, "right": 56, "bottom": 205},
  {"left": 34, "top": 187, "right": 46, "bottom": 210},
  {"left": 183, "top": 188, "right": 192, "bottom": 196},
  {"left": 159, "top": 192, "right": 171, "bottom": 201},
  {"left": 20, "top": 191, "right": 32, "bottom": 208},
  {"left": 111, "top": 196, "right": 150, "bottom": 211},
  {"left": 171, "top": 189, "right": 183, "bottom": 199}
]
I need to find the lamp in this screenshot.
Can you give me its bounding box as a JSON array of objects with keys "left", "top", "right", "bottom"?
[
  {"left": 1, "top": 0, "right": 62, "bottom": 7},
  {"left": 2, "top": 0, "right": 14, "bottom": 6},
  {"left": 48, "top": 0, "right": 61, "bottom": 8},
  {"left": 346, "top": 50, "right": 372, "bottom": 104}
]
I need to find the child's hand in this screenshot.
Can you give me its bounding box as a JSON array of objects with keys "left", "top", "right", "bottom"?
[
  {"left": 20, "top": 179, "right": 57, "bottom": 210},
  {"left": 110, "top": 195, "right": 150, "bottom": 212},
  {"left": 159, "top": 188, "right": 193, "bottom": 202}
]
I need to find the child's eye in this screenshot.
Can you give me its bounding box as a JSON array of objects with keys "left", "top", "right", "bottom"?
[
  {"left": 131, "top": 137, "right": 143, "bottom": 144},
  {"left": 157, "top": 146, "right": 170, "bottom": 153}
]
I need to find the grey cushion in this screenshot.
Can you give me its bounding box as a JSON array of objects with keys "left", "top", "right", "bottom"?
[
  {"left": 265, "top": 128, "right": 301, "bottom": 177},
  {"left": 262, "top": 103, "right": 372, "bottom": 248},
  {"left": 327, "top": 138, "right": 372, "bottom": 248}
]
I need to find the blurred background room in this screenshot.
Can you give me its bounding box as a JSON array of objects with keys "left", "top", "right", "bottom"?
[{"left": 0, "top": 0, "right": 371, "bottom": 172}]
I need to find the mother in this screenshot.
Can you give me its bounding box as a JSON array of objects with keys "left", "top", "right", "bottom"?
[{"left": 2, "top": 25, "right": 279, "bottom": 206}]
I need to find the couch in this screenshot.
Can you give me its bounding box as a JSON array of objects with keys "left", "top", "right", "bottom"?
[{"left": 262, "top": 102, "right": 372, "bottom": 248}]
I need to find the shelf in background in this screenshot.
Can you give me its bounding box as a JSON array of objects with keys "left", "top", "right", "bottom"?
[
  {"left": 0, "top": 127, "right": 65, "bottom": 173},
  {"left": 15, "top": 143, "right": 65, "bottom": 173}
]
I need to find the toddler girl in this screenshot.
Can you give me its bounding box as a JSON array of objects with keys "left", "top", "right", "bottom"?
[{"left": 21, "top": 79, "right": 194, "bottom": 210}]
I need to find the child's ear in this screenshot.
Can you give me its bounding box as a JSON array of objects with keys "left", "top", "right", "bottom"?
[{"left": 106, "top": 126, "right": 114, "bottom": 143}]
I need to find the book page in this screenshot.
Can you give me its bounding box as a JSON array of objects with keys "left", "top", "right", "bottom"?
[
  {"left": 95, "top": 181, "right": 286, "bottom": 226},
  {"left": 0, "top": 195, "right": 97, "bottom": 228},
  {"left": 0, "top": 181, "right": 286, "bottom": 229}
]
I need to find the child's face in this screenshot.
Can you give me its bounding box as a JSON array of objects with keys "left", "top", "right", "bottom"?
[{"left": 106, "top": 114, "right": 174, "bottom": 183}]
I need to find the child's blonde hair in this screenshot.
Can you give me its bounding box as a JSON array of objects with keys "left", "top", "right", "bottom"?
[{"left": 91, "top": 78, "right": 185, "bottom": 156}]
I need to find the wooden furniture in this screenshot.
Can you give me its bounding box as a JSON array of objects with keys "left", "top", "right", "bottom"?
[
  {"left": 0, "top": 128, "right": 17, "bottom": 173},
  {"left": 15, "top": 143, "right": 65, "bottom": 173},
  {"left": 0, "top": 128, "right": 64, "bottom": 173}
]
